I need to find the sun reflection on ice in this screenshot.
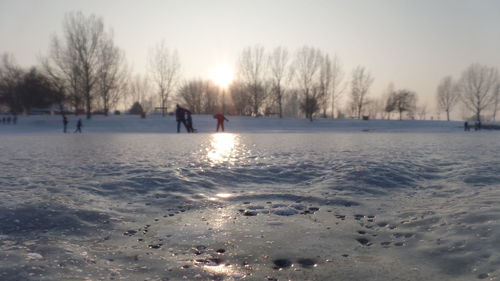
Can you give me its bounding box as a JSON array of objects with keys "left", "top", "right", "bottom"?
[
  {"left": 202, "top": 263, "right": 245, "bottom": 279},
  {"left": 207, "top": 133, "right": 238, "bottom": 164},
  {"left": 215, "top": 193, "right": 233, "bottom": 198},
  {"left": 209, "top": 207, "right": 232, "bottom": 230}
]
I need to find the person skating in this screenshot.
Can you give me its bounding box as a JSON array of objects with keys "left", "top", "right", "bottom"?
[
  {"left": 175, "top": 104, "right": 189, "bottom": 133},
  {"left": 63, "top": 115, "right": 69, "bottom": 133},
  {"left": 214, "top": 113, "right": 229, "bottom": 132},
  {"left": 74, "top": 118, "right": 82, "bottom": 133},
  {"left": 186, "top": 110, "right": 196, "bottom": 133}
]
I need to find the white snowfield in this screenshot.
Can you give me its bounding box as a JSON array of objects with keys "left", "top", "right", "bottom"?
[{"left": 0, "top": 114, "right": 488, "bottom": 134}]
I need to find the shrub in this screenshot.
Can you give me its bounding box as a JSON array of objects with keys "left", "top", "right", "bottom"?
[{"left": 129, "top": 102, "right": 144, "bottom": 115}]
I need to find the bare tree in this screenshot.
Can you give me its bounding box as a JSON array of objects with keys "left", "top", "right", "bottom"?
[
  {"left": 317, "top": 53, "right": 330, "bottom": 118},
  {"left": 268, "top": 46, "right": 291, "bottom": 118},
  {"left": 381, "top": 83, "right": 395, "bottom": 119},
  {"left": 127, "top": 74, "right": 151, "bottom": 111},
  {"left": 328, "top": 54, "right": 346, "bottom": 119},
  {"left": 417, "top": 104, "right": 428, "bottom": 120},
  {"left": 0, "top": 54, "right": 23, "bottom": 113},
  {"left": 283, "top": 89, "right": 300, "bottom": 117},
  {"left": 64, "top": 12, "right": 104, "bottom": 119},
  {"left": 148, "top": 41, "right": 181, "bottom": 116},
  {"left": 436, "top": 76, "right": 459, "bottom": 121},
  {"left": 42, "top": 40, "right": 82, "bottom": 114},
  {"left": 317, "top": 53, "right": 347, "bottom": 119},
  {"left": 458, "top": 64, "right": 498, "bottom": 122},
  {"left": 294, "top": 46, "right": 322, "bottom": 121},
  {"left": 43, "top": 12, "right": 110, "bottom": 119},
  {"left": 350, "top": 66, "right": 374, "bottom": 119},
  {"left": 96, "top": 32, "right": 128, "bottom": 116},
  {"left": 492, "top": 83, "right": 499, "bottom": 121},
  {"left": 230, "top": 81, "right": 252, "bottom": 116},
  {"left": 177, "top": 79, "right": 204, "bottom": 113},
  {"left": 386, "top": 89, "right": 417, "bottom": 120},
  {"left": 39, "top": 57, "right": 67, "bottom": 113},
  {"left": 237, "top": 45, "right": 267, "bottom": 116}
]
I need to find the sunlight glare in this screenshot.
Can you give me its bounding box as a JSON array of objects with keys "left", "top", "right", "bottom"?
[
  {"left": 215, "top": 193, "right": 233, "bottom": 198},
  {"left": 210, "top": 64, "right": 233, "bottom": 88},
  {"left": 207, "top": 133, "right": 237, "bottom": 163}
]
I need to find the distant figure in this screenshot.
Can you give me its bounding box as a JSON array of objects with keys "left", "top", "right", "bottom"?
[
  {"left": 6, "top": 116, "right": 11, "bottom": 124},
  {"left": 474, "top": 121, "right": 479, "bottom": 131},
  {"left": 1, "top": 117, "right": 4, "bottom": 124},
  {"left": 214, "top": 113, "right": 229, "bottom": 132},
  {"left": 478, "top": 121, "right": 482, "bottom": 130},
  {"left": 186, "top": 110, "right": 196, "bottom": 133},
  {"left": 74, "top": 118, "right": 82, "bottom": 133},
  {"left": 63, "top": 115, "right": 69, "bottom": 133},
  {"left": 464, "top": 121, "right": 469, "bottom": 131},
  {"left": 12, "top": 115, "right": 17, "bottom": 124},
  {"left": 175, "top": 104, "right": 189, "bottom": 133}
]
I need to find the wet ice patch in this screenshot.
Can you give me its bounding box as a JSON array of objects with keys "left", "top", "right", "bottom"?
[{"left": 271, "top": 208, "right": 298, "bottom": 216}]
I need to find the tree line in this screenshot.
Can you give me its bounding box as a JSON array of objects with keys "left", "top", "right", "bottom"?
[
  {"left": 0, "top": 11, "right": 499, "bottom": 122},
  {"left": 436, "top": 64, "right": 499, "bottom": 122}
]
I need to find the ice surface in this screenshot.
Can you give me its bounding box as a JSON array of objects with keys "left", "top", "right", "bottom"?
[{"left": 0, "top": 116, "right": 499, "bottom": 280}]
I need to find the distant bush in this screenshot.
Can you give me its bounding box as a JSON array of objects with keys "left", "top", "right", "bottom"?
[
  {"left": 129, "top": 102, "right": 144, "bottom": 115},
  {"left": 114, "top": 110, "right": 121, "bottom": 115}
]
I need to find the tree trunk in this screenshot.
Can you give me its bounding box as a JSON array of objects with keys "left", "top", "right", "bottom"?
[
  {"left": 331, "top": 97, "right": 335, "bottom": 119},
  {"left": 278, "top": 97, "right": 282, "bottom": 118},
  {"left": 161, "top": 95, "right": 165, "bottom": 117},
  {"left": 86, "top": 89, "right": 92, "bottom": 119},
  {"left": 277, "top": 85, "right": 283, "bottom": 118}
]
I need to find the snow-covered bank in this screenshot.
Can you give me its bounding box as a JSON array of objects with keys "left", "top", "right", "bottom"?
[{"left": 0, "top": 114, "right": 493, "bottom": 134}]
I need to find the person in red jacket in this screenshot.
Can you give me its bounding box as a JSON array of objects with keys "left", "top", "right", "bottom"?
[{"left": 213, "top": 113, "right": 229, "bottom": 132}]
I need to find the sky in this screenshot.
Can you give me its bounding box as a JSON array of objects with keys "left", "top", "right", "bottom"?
[{"left": 1, "top": 0, "right": 499, "bottom": 113}]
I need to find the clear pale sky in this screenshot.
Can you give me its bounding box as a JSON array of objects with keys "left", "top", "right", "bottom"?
[{"left": 1, "top": 0, "right": 499, "bottom": 112}]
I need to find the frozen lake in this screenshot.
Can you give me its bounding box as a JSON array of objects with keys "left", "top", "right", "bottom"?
[{"left": 1, "top": 131, "right": 499, "bottom": 280}]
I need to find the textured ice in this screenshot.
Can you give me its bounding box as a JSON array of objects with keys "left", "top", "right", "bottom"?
[{"left": 0, "top": 116, "right": 499, "bottom": 280}]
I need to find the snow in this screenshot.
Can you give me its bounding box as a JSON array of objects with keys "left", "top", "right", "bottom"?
[
  {"left": 0, "top": 114, "right": 486, "bottom": 134},
  {"left": 0, "top": 115, "right": 499, "bottom": 280}
]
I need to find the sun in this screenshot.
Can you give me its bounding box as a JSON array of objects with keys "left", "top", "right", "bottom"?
[{"left": 210, "top": 63, "right": 233, "bottom": 88}]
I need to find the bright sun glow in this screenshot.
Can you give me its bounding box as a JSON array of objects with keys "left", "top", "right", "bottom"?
[{"left": 210, "top": 64, "right": 233, "bottom": 88}]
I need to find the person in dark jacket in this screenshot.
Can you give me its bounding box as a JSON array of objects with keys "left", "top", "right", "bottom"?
[
  {"left": 63, "top": 116, "right": 69, "bottom": 133},
  {"left": 213, "top": 113, "right": 229, "bottom": 132},
  {"left": 74, "top": 118, "right": 82, "bottom": 133},
  {"left": 175, "top": 104, "right": 189, "bottom": 133}
]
